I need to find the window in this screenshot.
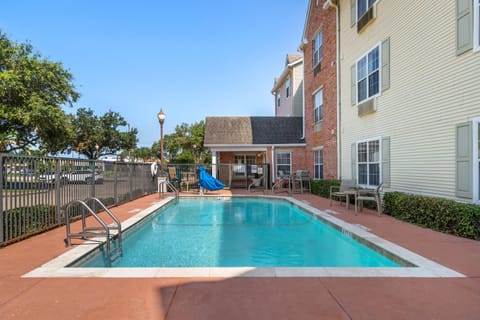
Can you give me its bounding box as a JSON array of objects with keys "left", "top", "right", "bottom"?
[
  {"left": 234, "top": 154, "right": 256, "bottom": 177},
  {"left": 314, "top": 149, "right": 323, "bottom": 179},
  {"left": 313, "top": 31, "right": 323, "bottom": 67},
  {"left": 357, "top": 0, "right": 377, "bottom": 20},
  {"left": 357, "top": 139, "right": 380, "bottom": 187},
  {"left": 357, "top": 44, "right": 380, "bottom": 104},
  {"left": 475, "top": 0, "right": 480, "bottom": 52},
  {"left": 314, "top": 89, "right": 323, "bottom": 123},
  {"left": 276, "top": 151, "right": 291, "bottom": 177},
  {"left": 285, "top": 77, "right": 290, "bottom": 98},
  {"left": 276, "top": 91, "right": 281, "bottom": 107}
]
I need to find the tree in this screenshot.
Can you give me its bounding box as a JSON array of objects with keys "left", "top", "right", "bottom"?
[
  {"left": 71, "top": 108, "right": 138, "bottom": 159},
  {"left": 159, "top": 120, "right": 210, "bottom": 164},
  {"left": 0, "top": 31, "right": 79, "bottom": 153}
]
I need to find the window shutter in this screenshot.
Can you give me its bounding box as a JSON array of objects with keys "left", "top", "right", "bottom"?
[
  {"left": 381, "top": 136, "right": 390, "bottom": 188},
  {"left": 381, "top": 37, "right": 390, "bottom": 91},
  {"left": 351, "top": 0, "right": 356, "bottom": 27},
  {"left": 456, "top": 122, "right": 472, "bottom": 198},
  {"left": 351, "top": 64, "right": 356, "bottom": 106},
  {"left": 456, "top": 0, "right": 473, "bottom": 55},
  {"left": 351, "top": 143, "right": 357, "bottom": 182}
]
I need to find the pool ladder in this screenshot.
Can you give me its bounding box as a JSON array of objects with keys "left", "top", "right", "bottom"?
[
  {"left": 65, "top": 197, "right": 123, "bottom": 267},
  {"left": 159, "top": 179, "right": 179, "bottom": 203}
]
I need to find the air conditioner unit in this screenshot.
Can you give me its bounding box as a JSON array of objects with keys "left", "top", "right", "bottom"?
[
  {"left": 357, "top": 4, "right": 377, "bottom": 33},
  {"left": 357, "top": 99, "right": 376, "bottom": 116}
]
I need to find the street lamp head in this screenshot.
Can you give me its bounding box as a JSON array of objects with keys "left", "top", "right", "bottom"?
[{"left": 157, "top": 109, "right": 166, "bottom": 125}]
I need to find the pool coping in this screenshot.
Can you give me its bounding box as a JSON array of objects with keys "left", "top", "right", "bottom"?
[{"left": 23, "top": 195, "right": 465, "bottom": 278}]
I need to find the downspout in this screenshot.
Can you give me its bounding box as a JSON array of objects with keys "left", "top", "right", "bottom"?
[
  {"left": 271, "top": 145, "right": 275, "bottom": 184},
  {"left": 335, "top": 2, "right": 341, "bottom": 179},
  {"left": 325, "top": 0, "right": 341, "bottom": 179}
]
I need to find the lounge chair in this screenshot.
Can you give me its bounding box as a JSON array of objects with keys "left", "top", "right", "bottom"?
[
  {"left": 168, "top": 166, "right": 180, "bottom": 188},
  {"left": 248, "top": 175, "right": 264, "bottom": 191},
  {"left": 292, "top": 170, "right": 311, "bottom": 194},
  {"left": 329, "top": 179, "right": 357, "bottom": 207},
  {"left": 355, "top": 183, "right": 384, "bottom": 216}
]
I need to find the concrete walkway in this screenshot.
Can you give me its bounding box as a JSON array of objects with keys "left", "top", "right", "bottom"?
[{"left": 0, "top": 190, "right": 479, "bottom": 319}]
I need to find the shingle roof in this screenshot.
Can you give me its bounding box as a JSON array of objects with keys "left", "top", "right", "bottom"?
[
  {"left": 286, "top": 54, "right": 303, "bottom": 65},
  {"left": 204, "top": 116, "right": 304, "bottom": 145}
]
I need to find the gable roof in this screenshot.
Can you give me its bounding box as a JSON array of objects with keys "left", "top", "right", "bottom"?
[{"left": 204, "top": 116, "right": 304, "bottom": 146}]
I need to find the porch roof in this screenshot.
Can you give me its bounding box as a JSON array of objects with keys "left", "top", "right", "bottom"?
[{"left": 204, "top": 116, "right": 304, "bottom": 146}]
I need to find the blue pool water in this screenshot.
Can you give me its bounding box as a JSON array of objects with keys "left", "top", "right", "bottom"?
[{"left": 76, "top": 198, "right": 402, "bottom": 268}]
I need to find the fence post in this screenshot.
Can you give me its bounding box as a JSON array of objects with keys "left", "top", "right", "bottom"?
[
  {"left": 114, "top": 161, "right": 118, "bottom": 205},
  {"left": 54, "top": 159, "right": 61, "bottom": 225},
  {"left": 129, "top": 164, "right": 133, "bottom": 200},
  {"left": 90, "top": 160, "right": 96, "bottom": 199},
  {"left": 0, "top": 154, "right": 4, "bottom": 245}
]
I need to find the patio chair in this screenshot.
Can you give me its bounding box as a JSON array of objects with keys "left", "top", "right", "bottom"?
[
  {"left": 181, "top": 171, "right": 198, "bottom": 191},
  {"left": 292, "top": 170, "right": 311, "bottom": 194},
  {"left": 248, "top": 175, "right": 264, "bottom": 191},
  {"left": 355, "top": 183, "right": 384, "bottom": 216},
  {"left": 329, "top": 179, "right": 357, "bottom": 207},
  {"left": 168, "top": 166, "right": 180, "bottom": 188}
]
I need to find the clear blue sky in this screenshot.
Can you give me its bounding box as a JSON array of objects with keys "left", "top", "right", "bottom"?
[{"left": 1, "top": 0, "right": 308, "bottom": 147}]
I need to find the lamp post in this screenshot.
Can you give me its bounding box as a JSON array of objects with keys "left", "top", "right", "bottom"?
[
  {"left": 157, "top": 109, "right": 166, "bottom": 176},
  {"left": 95, "top": 144, "right": 99, "bottom": 160}
]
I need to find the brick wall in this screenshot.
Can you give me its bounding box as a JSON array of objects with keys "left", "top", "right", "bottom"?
[{"left": 302, "top": 2, "right": 338, "bottom": 179}]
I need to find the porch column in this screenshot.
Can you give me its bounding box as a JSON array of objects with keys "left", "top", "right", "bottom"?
[{"left": 212, "top": 151, "right": 217, "bottom": 178}]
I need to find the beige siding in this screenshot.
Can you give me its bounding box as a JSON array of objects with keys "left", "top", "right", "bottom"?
[
  {"left": 292, "top": 64, "right": 304, "bottom": 116},
  {"left": 339, "top": 0, "right": 480, "bottom": 200}
]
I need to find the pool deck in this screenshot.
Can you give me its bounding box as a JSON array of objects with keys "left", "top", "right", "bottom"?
[{"left": 1, "top": 190, "right": 480, "bottom": 319}]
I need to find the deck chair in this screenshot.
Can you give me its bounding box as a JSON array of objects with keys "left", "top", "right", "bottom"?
[
  {"left": 292, "top": 170, "right": 311, "bottom": 194},
  {"left": 181, "top": 171, "right": 198, "bottom": 191},
  {"left": 329, "top": 179, "right": 357, "bottom": 207},
  {"left": 248, "top": 175, "right": 264, "bottom": 191},
  {"left": 168, "top": 167, "right": 179, "bottom": 188},
  {"left": 355, "top": 183, "right": 384, "bottom": 216}
]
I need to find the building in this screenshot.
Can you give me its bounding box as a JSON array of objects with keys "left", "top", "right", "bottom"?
[
  {"left": 300, "top": 0, "right": 338, "bottom": 180},
  {"left": 271, "top": 54, "right": 304, "bottom": 117},
  {"left": 337, "top": 0, "right": 480, "bottom": 203},
  {"left": 204, "top": 116, "right": 306, "bottom": 188}
]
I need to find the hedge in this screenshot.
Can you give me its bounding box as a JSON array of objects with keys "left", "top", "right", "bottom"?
[
  {"left": 3, "top": 205, "right": 56, "bottom": 242},
  {"left": 383, "top": 192, "right": 480, "bottom": 240},
  {"left": 311, "top": 179, "right": 340, "bottom": 198}
]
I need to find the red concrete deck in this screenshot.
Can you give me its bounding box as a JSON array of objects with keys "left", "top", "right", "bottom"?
[{"left": 1, "top": 190, "right": 479, "bottom": 319}]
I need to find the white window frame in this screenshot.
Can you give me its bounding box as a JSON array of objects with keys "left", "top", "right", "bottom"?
[
  {"left": 285, "top": 77, "right": 290, "bottom": 98},
  {"left": 313, "top": 148, "right": 324, "bottom": 179},
  {"left": 234, "top": 154, "right": 256, "bottom": 177},
  {"left": 356, "top": 137, "right": 382, "bottom": 188},
  {"left": 276, "top": 91, "right": 281, "bottom": 108},
  {"left": 474, "top": 0, "right": 480, "bottom": 52},
  {"left": 313, "top": 31, "right": 323, "bottom": 67},
  {"left": 355, "top": 42, "right": 381, "bottom": 105},
  {"left": 314, "top": 88, "right": 323, "bottom": 123},
  {"left": 275, "top": 151, "right": 292, "bottom": 177},
  {"left": 357, "top": 0, "right": 378, "bottom": 21}
]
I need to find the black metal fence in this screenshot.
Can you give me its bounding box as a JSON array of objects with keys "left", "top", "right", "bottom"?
[
  {"left": 0, "top": 154, "right": 157, "bottom": 246},
  {"left": 0, "top": 155, "right": 270, "bottom": 246}
]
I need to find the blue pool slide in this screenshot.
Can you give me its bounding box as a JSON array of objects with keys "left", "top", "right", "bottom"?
[{"left": 199, "top": 166, "right": 225, "bottom": 191}]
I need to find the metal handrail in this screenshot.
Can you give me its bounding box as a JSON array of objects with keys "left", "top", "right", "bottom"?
[
  {"left": 65, "top": 198, "right": 123, "bottom": 266},
  {"left": 65, "top": 200, "right": 111, "bottom": 250},
  {"left": 159, "top": 179, "right": 179, "bottom": 202}
]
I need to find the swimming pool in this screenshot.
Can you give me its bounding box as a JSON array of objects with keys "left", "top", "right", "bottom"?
[
  {"left": 24, "top": 195, "right": 465, "bottom": 278},
  {"left": 76, "top": 197, "right": 403, "bottom": 268}
]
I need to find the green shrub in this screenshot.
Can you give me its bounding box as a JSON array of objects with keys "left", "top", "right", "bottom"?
[
  {"left": 311, "top": 179, "right": 340, "bottom": 198},
  {"left": 3, "top": 205, "right": 56, "bottom": 241},
  {"left": 383, "top": 192, "right": 480, "bottom": 240}
]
